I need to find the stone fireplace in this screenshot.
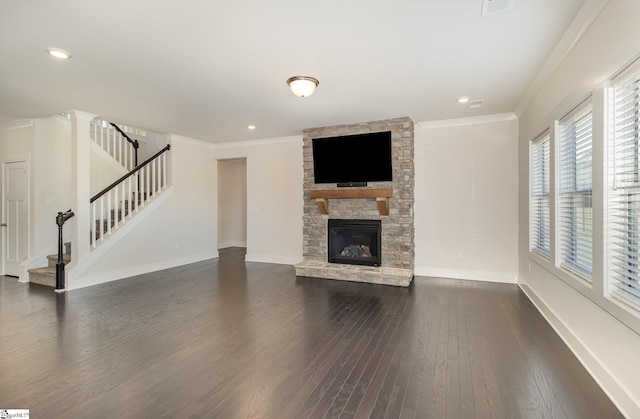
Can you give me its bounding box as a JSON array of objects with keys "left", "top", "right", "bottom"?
[{"left": 294, "top": 117, "right": 415, "bottom": 287}]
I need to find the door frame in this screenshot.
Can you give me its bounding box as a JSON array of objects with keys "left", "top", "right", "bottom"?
[{"left": 2, "top": 156, "right": 30, "bottom": 276}]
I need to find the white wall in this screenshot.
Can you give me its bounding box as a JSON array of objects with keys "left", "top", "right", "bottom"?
[
  {"left": 89, "top": 142, "right": 128, "bottom": 196},
  {"left": 414, "top": 117, "right": 519, "bottom": 283},
  {"left": 518, "top": 0, "right": 640, "bottom": 416},
  {"left": 33, "top": 116, "right": 72, "bottom": 259},
  {"left": 144, "top": 132, "right": 169, "bottom": 157},
  {"left": 214, "top": 137, "right": 303, "bottom": 265},
  {"left": 217, "top": 158, "right": 247, "bottom": 249}
]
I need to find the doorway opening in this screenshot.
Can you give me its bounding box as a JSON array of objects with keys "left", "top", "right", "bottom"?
[{"left": 217, "top": 158, "right": 247, "bottom": 253}]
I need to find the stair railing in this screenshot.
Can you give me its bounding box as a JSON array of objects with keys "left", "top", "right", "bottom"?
[
  {"left": 110, "top": 123, "right": 139, "bottom": 167},
  {"left": 90, "top": 120, "right": 139, "bottom": 170},
  {"left": 89, "top": 145, "right": 170, "bottom": 248},
  {"left": 55, "top": 209, "right": 74, "bottom": 292}
]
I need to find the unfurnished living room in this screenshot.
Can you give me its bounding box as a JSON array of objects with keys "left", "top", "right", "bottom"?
[{"left": 1, "top": 0, "right": 639, "bottom": 418}]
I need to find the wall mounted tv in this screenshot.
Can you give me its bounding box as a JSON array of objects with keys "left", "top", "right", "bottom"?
[{"left": 312, "top": 131, "right": 392, "bottom": 186}]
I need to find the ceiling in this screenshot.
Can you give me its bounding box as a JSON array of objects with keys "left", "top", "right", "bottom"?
[{"left": 0, "top": 0, "right": 589, "bottom": 143}]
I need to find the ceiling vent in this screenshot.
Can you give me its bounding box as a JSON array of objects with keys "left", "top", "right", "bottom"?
[
  {"left": 481, "top": 0, "right": 514, "bottom": 16},
  {"left": 469, "top": 99, "right": 484, "bottom": 109}
]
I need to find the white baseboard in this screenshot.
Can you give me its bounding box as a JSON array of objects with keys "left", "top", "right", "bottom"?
[
  {"left": 519, "top": 281, "right": 639, "bottom": 418},
  {"left": 67, "top": 250, "right": 218, "bottom": 291},
  {"left": 245, "top": 253, "right": 303, "bottom": 266},
  {"left": 217, "top": 241, "right": 247, "bottom": 249},
  {"left": 414, "top": 266, "right": 517, "bottom": 284}
]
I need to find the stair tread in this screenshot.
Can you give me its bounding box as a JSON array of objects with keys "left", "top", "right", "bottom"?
[
  {"left": 28, "top": 268, "right": 56, "bottom": 287},
  {"left": 28, "top": 266, "right": 56, "bottom": 274},
  {"left": 47, "top": 253, "right": 71, "bottom": 261},
  {"left": 46, "top": 253, "right": 71, "bottom": 267}
]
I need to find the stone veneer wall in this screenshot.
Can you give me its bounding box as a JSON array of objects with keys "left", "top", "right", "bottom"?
[{"left": 294, "top": 117, "right": 415, "bottom": 287}]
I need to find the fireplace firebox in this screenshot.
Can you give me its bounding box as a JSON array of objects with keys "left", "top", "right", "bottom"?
[{"left": 328, "top": 219, "right": 381, "bottom": 267}]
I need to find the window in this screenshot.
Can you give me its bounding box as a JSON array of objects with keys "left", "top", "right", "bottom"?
[
  {"left": 557, "top": 99, "right": 593, "bottom": 281},
  {"left": 608, "top": 59, "right": 640, "bottom": 309},
  {"left": 530, "top": 131, "right": 550, "bottom": 257}
]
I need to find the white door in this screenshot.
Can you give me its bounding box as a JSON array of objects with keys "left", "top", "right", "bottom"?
[{"left": 3, "top": 161, "right": 28, "bottom": 276}]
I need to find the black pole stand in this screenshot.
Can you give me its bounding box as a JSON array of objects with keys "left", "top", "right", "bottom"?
[{"left": 55, "top": 209, "right": 74, "bottom": 292}]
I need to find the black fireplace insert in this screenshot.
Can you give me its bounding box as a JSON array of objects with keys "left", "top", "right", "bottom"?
[{"left": 328, "top": 219, "right": 381, "bottom": 267}]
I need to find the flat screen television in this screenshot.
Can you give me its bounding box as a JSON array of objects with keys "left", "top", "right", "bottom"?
[{"left": 312, "top": 131, "right": 392, "bottom": 185}]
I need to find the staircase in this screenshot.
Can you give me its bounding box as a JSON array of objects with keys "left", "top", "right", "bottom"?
[
  {"left": 26, "top": 119, "right": 171, "bottom": 289},
  {"left": 27, "top": 242, "right": 71, "bottom": 287}
]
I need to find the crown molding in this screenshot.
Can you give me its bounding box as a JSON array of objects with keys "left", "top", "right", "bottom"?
[
  {"left": 0, "top": 119, "right": 34, "bottom": 131},
  {"left": 417, "top": 112, "right": 517, "bottom": 129}
]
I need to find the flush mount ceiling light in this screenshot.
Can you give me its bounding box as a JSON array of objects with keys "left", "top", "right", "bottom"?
[
  {"left": 457, "top": 97, "right": 470, "bottom": 103},
  {"left": 287, "top": 76, "right": 319, "bottom": 98},
  {"left": 47, "top": 47, "right": 72, "bottom": 59}
]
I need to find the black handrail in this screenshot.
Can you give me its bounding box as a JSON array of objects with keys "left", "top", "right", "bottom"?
[
  {"left": 55, "top": 209, "right": 74, "bottom": 291},
  {"left": 90, "top": 144, "right": 171, "bottom": 204},
  {"left": 109, "top": 123, "right": 139, "bottom": 167}
]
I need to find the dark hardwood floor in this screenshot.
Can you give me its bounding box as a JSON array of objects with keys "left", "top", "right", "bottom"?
[{"left": 0, "top": 248, "right": 622, "bottom": 418}]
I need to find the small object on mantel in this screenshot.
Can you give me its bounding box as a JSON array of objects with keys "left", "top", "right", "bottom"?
[{"left": 310, "top": 188, "right": 392, "bottom": 216}]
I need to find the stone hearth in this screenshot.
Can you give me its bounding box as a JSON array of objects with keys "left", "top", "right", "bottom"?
[{"left": 294, "top": 117, "right": 415, "bottom": 287}]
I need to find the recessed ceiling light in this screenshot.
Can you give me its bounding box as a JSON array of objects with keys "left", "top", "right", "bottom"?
[
  {"left": 457, "top": 97, "right": 470, "bottom": 103},
  {"left": 47, "top": 47, "right": 72, "bottom": 59},
  {"left": 247, "top": 125, "right": 256, "bottom": 130}
]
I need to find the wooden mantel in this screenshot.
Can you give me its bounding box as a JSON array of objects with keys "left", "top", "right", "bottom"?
[{"left": 310, "top": 188, "right": 393, "bottom": 216}]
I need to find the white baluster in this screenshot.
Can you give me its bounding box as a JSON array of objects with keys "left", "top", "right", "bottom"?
[
  {"left": 140, "top": 166, "right": 146, "bottom": 206},
  {"left": 134, "top": 172, "right": 140, "bottom": 212},
  {"left": 127, "top": 175, "right": 132, "bottom": 216},
  {"left": 114, "top": 184, "right": 119, "bottom": 228},
  {"left": 116, "top": 132, "right": 120, "bottom": 167},
  {"left": 99, "top": 197, "right": 104, "bottom": 243},
  {"left": 124, "top": 140, "right": 129, "bottom": 170},
  {"left": 162, "top": 152, "right": 167, "bottom": 188},
  {"left": 152, "top": 159, "right": 156, "bottom": 197},
  {"left": 121, "top": 179, "right": 126, "bottom": 223},
  {"left": 146, "top": 165, "right": 150, "bottom": 203},
  {"left": 106, "top": 191, "right": 112, "bottom": 236},
  {"left": 91, "top": 201, "right": 96, "bottom": 248}
]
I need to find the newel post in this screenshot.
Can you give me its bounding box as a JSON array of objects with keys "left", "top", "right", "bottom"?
[{"left": 55, "top": 209, "right": 74, "bottom": 292}]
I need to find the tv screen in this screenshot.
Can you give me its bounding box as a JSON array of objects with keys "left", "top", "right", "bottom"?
[{"left": 312, "top": 131, "right": 393, "bottom": 184}]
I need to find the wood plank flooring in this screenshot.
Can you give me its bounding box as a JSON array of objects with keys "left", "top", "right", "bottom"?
[{"left": 0, "top": 248, "right": 622, "bottom": 418}]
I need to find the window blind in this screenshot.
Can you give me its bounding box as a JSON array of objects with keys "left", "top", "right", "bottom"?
[
  {"left": 609, "top": 59, "right": 640, "bottom": 309},
  {"left": 530, "top": 132, "right": 550, "bottom": 257},
  {"left": 557, "top": 100, "right": 593, "bottom": 281}
]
